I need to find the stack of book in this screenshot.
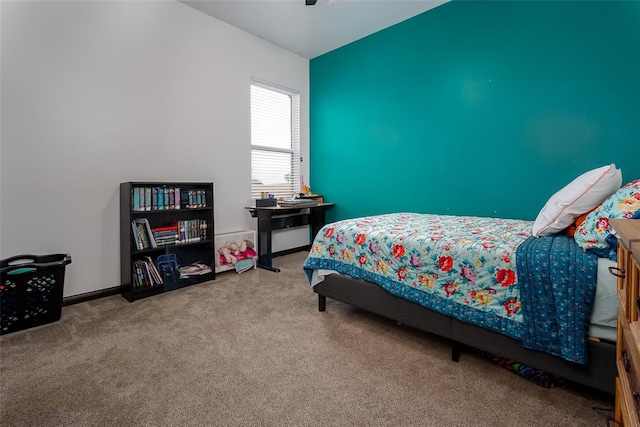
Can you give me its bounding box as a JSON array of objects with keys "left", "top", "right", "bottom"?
[
  {"left": 152, "top": 224, "right": 179, "bottom": 246},
  {"left": 132, "top": 218, "right": 208, "bottom": 250},
  {"left": 131, "top": 219, "right": 156, "bottom": 250},
  {"left": 180, "top": 189, "right": 207, "bottom": 209},
  {"left": 132, "top": 257, "right": 164, "bottom": 288},
  {"left": 178, "top": 263, "right": 212, "bottom": 279},
  {"left": 132, "top": 187, "right": 207, "bottom": 212},
  {"left": 178, "top": 219, "right": 208, "bottom": 243}
]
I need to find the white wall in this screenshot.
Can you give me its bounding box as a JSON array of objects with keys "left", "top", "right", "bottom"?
[{"left": 0, "top": 1, "right": 310, "bottom": 297}]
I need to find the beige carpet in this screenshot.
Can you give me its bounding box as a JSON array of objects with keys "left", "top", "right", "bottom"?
[{"left": 1, "top": 252, "right": 612, "bottom": 426}]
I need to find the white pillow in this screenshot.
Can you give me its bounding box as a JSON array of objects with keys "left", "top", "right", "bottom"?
[{"left": 532, "top": 163, "right": 622, "bottom": 237}]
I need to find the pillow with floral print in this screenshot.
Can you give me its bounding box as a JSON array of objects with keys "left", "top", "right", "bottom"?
[{"left": 574, "top": 179, "right": 640, "bottom": 259}]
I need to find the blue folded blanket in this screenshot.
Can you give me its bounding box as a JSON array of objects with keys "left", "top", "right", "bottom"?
[{"left": 516, "top": 235, "right": 598, "bottom": 364}]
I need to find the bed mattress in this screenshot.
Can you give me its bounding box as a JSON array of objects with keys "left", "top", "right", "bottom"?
[{"left": 588, "top": 258, "right": 618, "bottom": 341}]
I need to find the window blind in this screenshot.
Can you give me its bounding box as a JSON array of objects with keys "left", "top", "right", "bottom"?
[{"left": 250, "top": 79, "right": 301, "bottom": 200}]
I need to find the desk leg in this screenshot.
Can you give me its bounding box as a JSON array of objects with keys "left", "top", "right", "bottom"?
[
  {"left": 310, "top": 208, "right": 328, "bottom": 243},
  {"left": 256, "top": 210, "right": 280, "bottom": 273}
]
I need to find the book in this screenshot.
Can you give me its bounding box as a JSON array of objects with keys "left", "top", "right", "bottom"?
[
  {"left": 133, "top": 188, "right": 141, "bottom": 211},
  {"left": 132, "top": 262, "right": 144, "bottom": 287},
  {"left": 199, "top": 221, "right": 208, "bottom": 241},
  {"left": 137, "top": 224, "right": 149, "bottom": 249},
  {"left": 135, "top": 218, "right": 157, "bottom": 248},
  {"left": 144, "top": 188, "right": 152, "bottom": 211},
  {"left": 153, "top": 224, "right": 178, "bottom": 232},
  {"left": 277, "top": 199, "right": 319, "bottom": 207},
  {"left": 169, "top": 188, "right": 175, "bottom": 210},
  {"left": 152, "top": 188, "right": 158, "bottom": 211},
  {"left": 178, "top": 220, "right": 186, "bottom": 243},
  {"left": 178, "top": 263, "right": 212, "bottom": 278},
  {"left": 180, "top": 189, "right": 190, "bottom": 208},
  {"left": 141, "top": 261, "right": 152, "bottom": 286},
  {"left": 158, "top": 188, "right": 164, "bottom": 211},
  {"left": 139, "top": 188, "right": 146, "bottom": 212},
  {"left": 145, "top": 256, "right": 164, "bottom": 285},
  {"left": 131, "top": 220, "right": 144, "bottom": 250},
  {"left": 202, "top": 189, "right": 207, "bottom": 207}
]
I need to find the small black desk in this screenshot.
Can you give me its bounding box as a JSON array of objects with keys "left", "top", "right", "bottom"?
[{"left": 245, "top": 203, "right": 335, "bottom": 272}]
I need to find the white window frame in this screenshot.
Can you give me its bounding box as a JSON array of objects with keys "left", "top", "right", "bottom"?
[{"left": 250, "top": 78, "right": 301, "bottom": 200}]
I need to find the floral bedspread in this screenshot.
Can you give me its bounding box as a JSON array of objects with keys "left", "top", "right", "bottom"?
[{"left": 303, "top": 213, "right": 533, "bottom": 341}]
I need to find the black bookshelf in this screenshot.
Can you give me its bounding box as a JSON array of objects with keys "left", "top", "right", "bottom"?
[{"left": 120, "top": 182, "right": 215, "bottom": 302}]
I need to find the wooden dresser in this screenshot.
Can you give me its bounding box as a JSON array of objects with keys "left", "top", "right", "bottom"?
[{"left": 612, "top": 219, "right": 640, "bottom": 426}]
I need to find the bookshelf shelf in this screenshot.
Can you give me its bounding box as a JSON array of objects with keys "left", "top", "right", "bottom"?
[
  {"left": 131, "top": 239, "right": 215, "bottom": 255},
  {"left": 133, "top": 207, "right": 212, "bottom": 214},
  {"left": 120, "top": 182, "right": 215, "bottom": 302}
]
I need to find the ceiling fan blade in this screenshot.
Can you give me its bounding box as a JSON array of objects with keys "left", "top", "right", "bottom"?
[{"left": 305, "top": 0, "right": 318, "bottom": 5}]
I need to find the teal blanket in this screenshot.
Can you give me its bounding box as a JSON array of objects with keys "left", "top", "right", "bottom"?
[{"left": 516, "top": 235, "right": 598, "bottom": 364}]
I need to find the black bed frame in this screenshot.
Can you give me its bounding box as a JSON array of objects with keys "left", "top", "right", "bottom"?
[{"left": 314, "top": 273, "right": 616, "bottom": 396}]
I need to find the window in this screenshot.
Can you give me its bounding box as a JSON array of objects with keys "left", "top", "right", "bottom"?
[{"left": 250, "top": 79, "right": 300, "bottom": 200}]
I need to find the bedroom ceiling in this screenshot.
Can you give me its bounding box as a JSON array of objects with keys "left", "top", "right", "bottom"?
[{"left": 181, "top": 0, "right": 448, "bottom": 59}]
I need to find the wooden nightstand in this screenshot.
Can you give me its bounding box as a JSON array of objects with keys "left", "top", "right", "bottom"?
[{"left": 611, "top": 219, "right": 640, "bottom": 426}]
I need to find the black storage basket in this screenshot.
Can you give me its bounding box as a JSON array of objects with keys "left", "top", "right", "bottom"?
[{"left": 0, "top": 254, "right": 72, "bottom": 335}]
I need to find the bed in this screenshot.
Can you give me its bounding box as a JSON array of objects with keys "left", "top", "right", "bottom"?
[{"left": 303, "top": 212, "right": 618, "bottom": 395}]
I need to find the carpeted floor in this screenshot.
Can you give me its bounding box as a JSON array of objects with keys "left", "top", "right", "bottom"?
[{"left": 1, "top": 252, "right": 613, "bottom": 426}]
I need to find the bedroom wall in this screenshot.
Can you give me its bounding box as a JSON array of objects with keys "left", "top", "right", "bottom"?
[
  {"left": 309, "top": 0, "right": 640, "bottom": 222},
  {"left": 0, "top": 1, "right": 309, "bottom": 297}
]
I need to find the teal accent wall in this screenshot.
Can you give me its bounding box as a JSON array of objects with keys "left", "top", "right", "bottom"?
[{"left": 310, "top": 0, "right": 640, "bottom": 223}]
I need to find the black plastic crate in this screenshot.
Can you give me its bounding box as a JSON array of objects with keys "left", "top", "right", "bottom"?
[{"left": 1, "top": 254, "right": 72, "bottom": 335}]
